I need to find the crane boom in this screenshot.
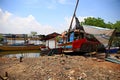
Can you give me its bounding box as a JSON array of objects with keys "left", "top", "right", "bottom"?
[
  {"left": 67, "top": 0, "right": 79, "bottom": 41},
  {"left": 68, "top": 0, "right": 79, "bottom": 32}
]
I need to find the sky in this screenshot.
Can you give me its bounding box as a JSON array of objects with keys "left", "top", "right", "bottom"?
[{"left": 0, "top": 0, "right": 120, "bottom": 35}]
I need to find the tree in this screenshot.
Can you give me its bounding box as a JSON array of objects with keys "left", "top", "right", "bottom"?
[
  {"left": 112, "top": 36, "right": 120, "bottom": 47},
  {"left": 83, "top": 17, "right": 106, "bottom": 28},
  {"left": 112, "top": 21, "right": 120, "bottom": 32},
  {"left": 0, "top": 34, "right": 3, "bottom": 43},
  {"left": 31, "top": 31, "right": 37, "bottom": 37},
  {"left": 82, "top": 17, "right": 120, "bottom": 32},
  {"left": 105, "top": 22, "right": 113, "bottom": 29},
  {"left": 38, "top": 34, "right": 45, "bottom": 38}
]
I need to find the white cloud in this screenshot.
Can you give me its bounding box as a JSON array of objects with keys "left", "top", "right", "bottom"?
[
  {"left": 52, "top": 16, "right": 89, "bottom": 34},
  {"left": 0, "top": 8, "right": 93, "bottom": 35},
  {"left": 0, "top": 8, "right": 58, "bottom": 35}
]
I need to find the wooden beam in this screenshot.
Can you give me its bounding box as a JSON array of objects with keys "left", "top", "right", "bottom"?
[{"left": 105, "top": 29, "right": 116, "bottom": 58}]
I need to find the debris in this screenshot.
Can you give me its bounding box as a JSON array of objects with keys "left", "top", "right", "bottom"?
[
  {"left": 20, "top": 56, "right": 23, "bottom": 62},
  {"left": 92, "top": 57, "right": 97, "bottom": 60},
  {"left": 60, "top": 60, "right": 65, "bottom": 65},
  {"left": 69, "top": 76, "right": 75, "bottom": 80},
  {"left": 78, "top": 73, "right": 87, "bottom": 80},
  {"left": 5, "top": 72, "right": 8, "bottom": 78},
  {"left": 114, "top": 55, "right": 120, "bottom": 59},
  {"left": 97, "top": 59, "right": 104, "bottom": 62},
  {"left": 0, "top": 72, "right": 8, "bottom": 80},
  {"left": 0, "top": 55, "right": 120, "bottom": 80},
  {"left": 81, "top": 73, "right": 87, "bottom": 78},
  {"left": 69, "top": 70, "right": 75, "bottom": 74},
  {"left": 64, "top": 67, "right": 71, "bottom": 70},
  {"left": 105, "top": 57, "right": 120, "bottom": 64},
  {"left": 48, "top": 77, "right": 54, "bottom": 80}
]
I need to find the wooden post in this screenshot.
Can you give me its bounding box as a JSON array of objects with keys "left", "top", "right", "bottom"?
[
  {"left": 24, "top": 34, "right": 26, "bottom": 44},
  {"left": 48, "top": 40, "right": 49, "bottom": 48},
  {"left": 20, "top": 56, "right": 23, "bottom": 62},
  {"left": 105, "top": 29, "right": 116, "bottom": 58},
  {"left": 55, "top": 38, "right": 56, "bottom": 48}
]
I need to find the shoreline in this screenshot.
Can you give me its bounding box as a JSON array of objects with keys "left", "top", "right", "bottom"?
[{"left": 0, "top": 54, "right": 120, "bottom": 80}]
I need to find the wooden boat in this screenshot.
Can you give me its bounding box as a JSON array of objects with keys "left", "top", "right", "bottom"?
[
  {"left": 57, "top": 0, "right": 100, "bottom": 53},
  {"left": 0, "top": 45, "right": 44, "bottom": 51},
  {"left": 57, "top": 0, "right": 115, "bottom": 55}
]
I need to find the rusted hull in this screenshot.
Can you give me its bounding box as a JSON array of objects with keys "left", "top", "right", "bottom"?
[
  {"left": 58, "top": 41, "right": 102, "bottom": 53},
  {"left": 0, "top": 45, "right": 41, "bottom": 51}
]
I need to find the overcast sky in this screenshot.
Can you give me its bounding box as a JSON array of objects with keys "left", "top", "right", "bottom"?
[{"left": 0, "top": 0, "right": 120, "bottom": 34}]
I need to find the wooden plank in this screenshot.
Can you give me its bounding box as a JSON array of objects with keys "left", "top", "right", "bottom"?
[{"left": 63, "top": 49, "right": 73, "bottom": 53}]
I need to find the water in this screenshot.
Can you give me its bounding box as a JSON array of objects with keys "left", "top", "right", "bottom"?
[
  {"left": 0, "top": 40, "right": 55, "bottom": 58},
  {"left": 7, "top": 40, "right": 43, "bottom": 45},
  {"left": 0, "top": 50, "right": 41, "bottom": 58}
]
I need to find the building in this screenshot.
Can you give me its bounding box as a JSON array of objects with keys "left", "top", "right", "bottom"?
[{"left": 40, "top": 32, "right": 60, "bottom": 49}]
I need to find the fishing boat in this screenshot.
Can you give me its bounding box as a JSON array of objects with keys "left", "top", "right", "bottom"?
[
  {"left": 57, "top": 0, "right": 117, "bottom": 56},
  {"left": 0, "top": 34, "right": 46, "bottom": 51},
  {"left": 0, "top": 45, "right": 44, "bottom": 51}
]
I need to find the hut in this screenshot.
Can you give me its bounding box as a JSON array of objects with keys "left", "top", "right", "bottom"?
[{"left": 40, "top": 32, "right": 60, "bottom": 49}]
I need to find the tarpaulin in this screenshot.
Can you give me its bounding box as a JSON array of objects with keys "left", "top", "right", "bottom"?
[{"left": 83, "top": 25, "right": 115, "bottom": 47}]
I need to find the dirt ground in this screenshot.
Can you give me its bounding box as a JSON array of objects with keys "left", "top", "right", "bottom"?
[{"left": 0, "top": 54, "right": 120, "bottom": 80}]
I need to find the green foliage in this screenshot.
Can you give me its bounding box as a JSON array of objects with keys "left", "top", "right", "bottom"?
[
  {"left": 112, "top": 37, "right": 120, "bottom": 47},
  {"left": 105, "top": 22, "right": 113, "bottom": 29},
  {"left": 0, "top": 34, "right": 3, "bottom": 43},
  {"left": 31, "top": 31, "right": 37, "bottom": 36},
  {"left": 83, "top": 17, "right": 106, "bottom": 28},
  {"left": 38, "top": 34, "right": 45, "bottom": 38},
  {"left": 56, "top": 36, "right": 61, "bottom": 42},
  {"left": 0, "top": 34, "right": 2, "bottom": 38},
  {"left": 112, "top": 21, "right": 120, "bottom": 32},
  {"left": 82, "top": 17, "right": 120, "bottom": 32}
]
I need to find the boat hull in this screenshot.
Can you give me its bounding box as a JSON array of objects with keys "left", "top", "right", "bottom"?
[{"left": 0, "top": 45, "right": 42, "bottom": 51}]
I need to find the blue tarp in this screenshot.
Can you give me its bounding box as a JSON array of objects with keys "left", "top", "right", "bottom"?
[
  {"left": 70, "top": 32, "right": 74, "bottom": 42},
  {"left": 106, "top": 47, "right": 119, "bottom": 53},
  {"left": 62, "top": 46, "right": 72, "bottom": 49}
]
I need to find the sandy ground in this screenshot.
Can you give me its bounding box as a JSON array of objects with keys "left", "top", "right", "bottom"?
[{"left": 0, "top": 54, "right": 120, "bottom": 80}]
